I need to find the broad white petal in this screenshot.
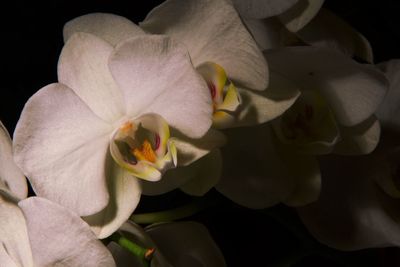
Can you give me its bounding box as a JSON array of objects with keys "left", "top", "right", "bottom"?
[
  {"left": 235, "top": 72, "right": 300, "bottom": 127},
  {"left": 58, "top": 32, "right": 125, "bottom": 122},
  {"left": 377, "top": 60, "right": 400, "bottom": 131},
  {"left": 278, "top": 0, "right": 324, "bottom": 32},
  {"left": 109, "top": 35, "right": 212, "bottom": 138},
  {"left": 297, "top": 8, "right": 374, "bottom": 63},
  {"left": 19, "top": 197, "right": 116, "bottom": 267},
  {"left": 146, "top": 222, "right": 226, "bottom": 267},
  {"left": 243, "top": 17, "right": 296, "bottom": 50},
  {"left": 0, "top": 200, "right": 33, "bottom": 267},
  {"left": 334, "top": 116, "right": 380, "bottom": 155},
  {"left": 216, "top": 124, "right": 295, "bottom": 208},
  {"left": 84, "top": 153, "right": 141, "bottom": 239},
  {"left": 13, "top": 83, "right": 113, "bottom": 216},
  {"left": 0, "top": 121, "right": 27, "bottom": 199},
  {"left": 298, "top": 154, "right": 400, "bottom": 250},
  {"left": 172, "top": 128, "right": 226, "bottom": 167},
  {"left": 265, "top": 46, "right": 388, "bottom": 126},
  {"left": 180, "top": 149, "right": 222, "bottom": 196},
  {"left": 64, "top": 13, "right": 144, "bottom": 46},
  {"left": 140, "top": 0, "right": 268, "bottom": 90},
  {"left": 233, "top": 0, "right": 299, "bottom": 19}
]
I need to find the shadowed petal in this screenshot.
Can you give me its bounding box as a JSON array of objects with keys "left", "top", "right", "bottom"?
[{"left": 233, "top": 0, "right": 298, "bottom": 19}]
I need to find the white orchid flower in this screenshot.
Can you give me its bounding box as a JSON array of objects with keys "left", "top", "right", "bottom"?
[
  {"left": 1, "top": 196, "right": 116, "bottom": 267},
  {"left": 139, "top": 0, "right": 301, "bottom": 129},
  {"left": 108, "top": 221, "right": 226, "bottom": 267},
  {"left": 217, "top": 46, "right": 388, "bottom": 208},
  {"left": 0, "top": 121, "right": 115, "bottom": 266},
  {"left": 297, "top": 139, "right": 400, "bottom": 250},
  {"left": 13, "top": 31, "right": 213, "bottom": 238}
]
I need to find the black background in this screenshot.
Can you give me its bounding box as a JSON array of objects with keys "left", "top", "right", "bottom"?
[{"left": 2, "top": 0, "right": 400, "bottom": 266}]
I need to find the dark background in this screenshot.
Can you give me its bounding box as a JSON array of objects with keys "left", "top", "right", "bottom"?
[{"left": 1, "top": 0, "right": 400, "bottom": 266}]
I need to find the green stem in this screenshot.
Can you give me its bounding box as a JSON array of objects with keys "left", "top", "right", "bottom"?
[
  {"left": 130, "top": 198, "right": 210, "bottom": 224},
  {"left": 109, "top": 232, "right": 154, "bottom": 267}
]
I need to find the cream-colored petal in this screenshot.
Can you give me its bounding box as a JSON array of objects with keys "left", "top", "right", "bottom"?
[
  {"left": 297, "top": 8, "right": 374, "bottom": 63},
  {"left": 233, "top": 0, "right": 299, "bottom": 19},
  {"left": 13, "top": 83, "right": 113, "bottom": 216},
  {"left": 243, "top": 17, "right": 296, "bottom": 50},
  {"left": 172, "top": 128, "right": 226, "bottom": 167},
  {"left": 278, "top": 0, "right": 325, "bottom": 32},
  {"left": 58, "top": 32, "right": 125, "bottom": 122},
  {"left": 109, "top": 35, "right": 212, "bottom": 138},
  {"left": 84, "top": 153, "right": 141, "bottom": 239},
  {"left": 19, "top": 197, "right": 116, "bottom": 267},
  {"left": 235, "top": 72, "right": 300, "bottom": 127},
  {"left": 334, "top": 116, "right": 381, "bottom": 155},
  {"left": 0, "top": 121, "right": 27, "bottom": 199},
  {"left": 140, "top": 0, "right": 268, "bottom": 90},
  {"left": 0, "top": 199, "right": 33, "bottom": 267},
  {"left": 265, "top": 46, "right": 388, "bottom": 126},
  {"left": 216, "top": 124, "right": 295, "bottom": 208},
  {"left": 64, "top": 13, "right": 144, "bottom": 46}
]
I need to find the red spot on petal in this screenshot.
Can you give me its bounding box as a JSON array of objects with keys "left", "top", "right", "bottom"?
[
  {"left": 154, "top": 134, "right": 160, "bottom": 150},
  {"left": 208, "top": 82, "right": 216, "bottom": 99}
]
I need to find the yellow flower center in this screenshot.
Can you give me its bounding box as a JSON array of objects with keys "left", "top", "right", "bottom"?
[{"left": 132, "top": 139, "right": 157, "bottom": 163}]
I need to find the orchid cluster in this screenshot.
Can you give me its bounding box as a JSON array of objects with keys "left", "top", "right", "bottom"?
[{"left": 1, "top": 0, "right": 399, "bottom": 266}]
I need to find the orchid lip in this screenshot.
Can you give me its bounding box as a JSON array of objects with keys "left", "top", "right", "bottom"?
[
  {"left": 196, "top": 61, "right": 241, "bottom": 128},
  {"left": 110, "top": 113, "right": 177, "bottom": 181}
]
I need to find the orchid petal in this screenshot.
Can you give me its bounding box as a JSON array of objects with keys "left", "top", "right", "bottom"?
[
  {"left": 243, "top": 17, "right": 296, "bottom": 50},
  {"left": 58, "top": 32, "right": 125, "bottom": 122},
  {"left": 140, "top": 0, "right": 268, "bottom": 90},
  {"left": 278, "top": 0, "right": 324, "bottom": 32},
  {"left": 265, "top": 46, "right": 388, "bottom": 126},
  {"left": 334, "top": 116, "right": 380, "bottom": 155},
  {"left": 235, "top": 72, "right": 300, "bottom": 127},
  {"left": 297, "top": 8, "right": 374, "bottom": 63},
  {"left": 19, "top": 197, "right": 116, "bottom": 266},
  {"left": 0, "top": 200, "right": 33, "bottom": 267},
  {"left": 13, "top": 83, "right": 113, "bottom": 216},
  {"left": 146, "top": 222, "right": 226, "bottom": 267},
  {"left": 64, "top": 13, "right": 144, "bottom": 46},
  {"left": 109, "top": 35, "right": 212, "bottom": 138},
  {"left": 172, "top": 128, "right": 226, "bottom": 167},
  {"left": 84, "top": 153, "right": 141, "bottom": 239},
  {"left": 216, "top": 124, "right": 295, "bottom": 208},
  {"left": 377, "top": 60, "right": 400, "bottom": 131},
  {"left": 298, "top": 154, "right": 400, "bottom": 250},
  {"left": 232, "top": 0, "right": 299, "bottom": 19},
  {"left": 180, "top": 149, "right": 222, "bottom": 196},
  {"left": 141, "top": 147, "right": 222, "bottom": 196},
  {"left": 0, "top": 121, "right": 27, "bottom": 199}
]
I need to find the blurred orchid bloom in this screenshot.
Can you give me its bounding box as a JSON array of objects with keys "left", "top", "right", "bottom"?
[
  {"left": 108, "top": 221, "right": 226, "bottom": 267},
  {"left": 0, "top": 122, "right": 115, "bottom": 267},
  {"left": 13, "top": 31, "right": 213, "bottom": 238},
  {"left": 217, "top": 47, "right": 388, "bottom": 208}
]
